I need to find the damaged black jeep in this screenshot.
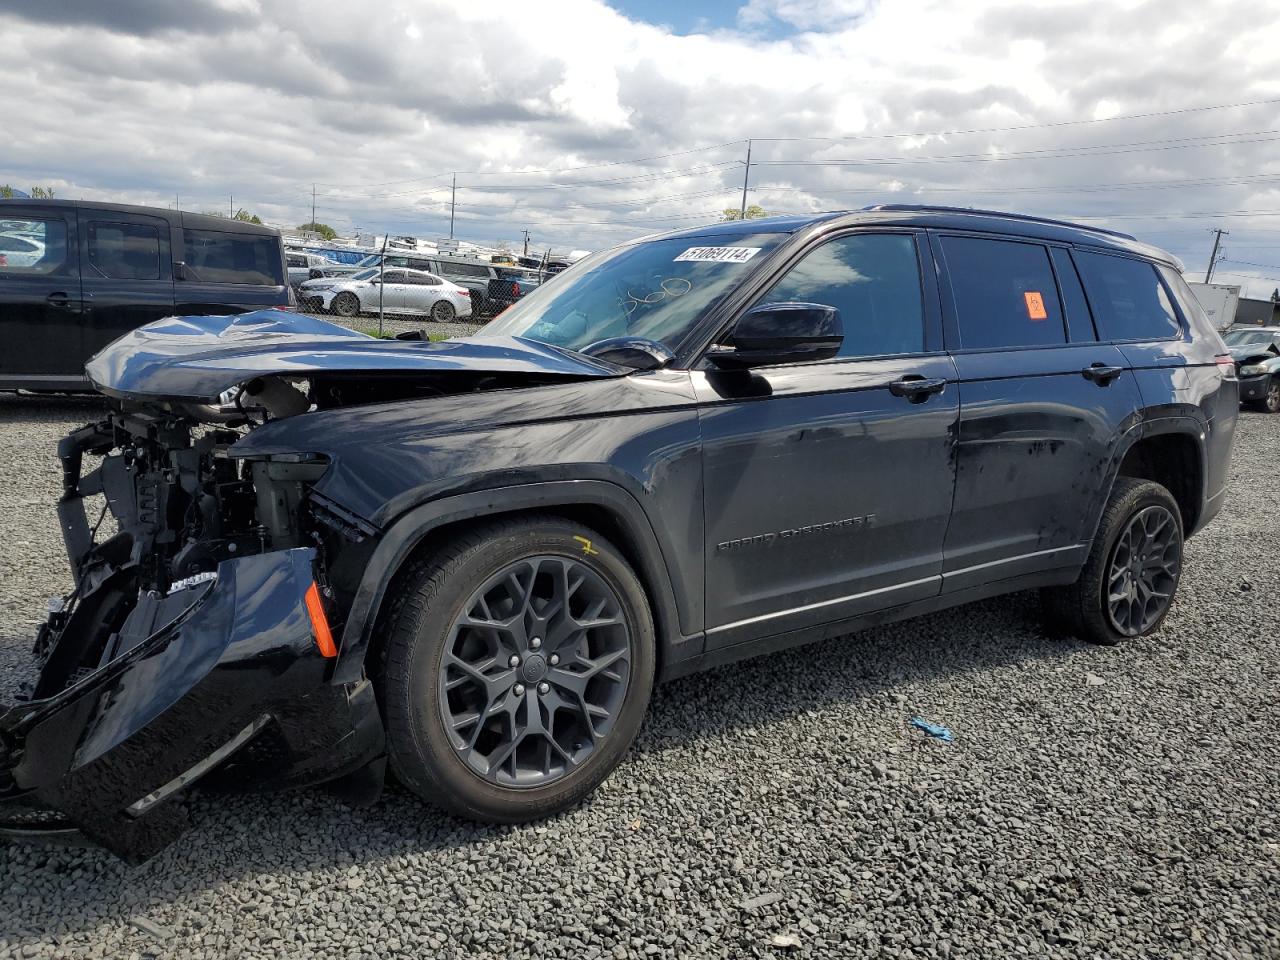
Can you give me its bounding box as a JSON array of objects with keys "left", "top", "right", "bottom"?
[{"left": 0, "top": 209, "right": 1238, "bottom": 862}]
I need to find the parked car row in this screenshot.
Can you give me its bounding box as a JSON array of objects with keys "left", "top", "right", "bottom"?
[
  {"left": 289, "top": 248, "right": 544, "bottom": 318},
  {"left": 297, "top": 267, "right": 473, "bottom": 321},
  {"left": 1222, "top": 326, "right": 1280, "bottom": 412}
]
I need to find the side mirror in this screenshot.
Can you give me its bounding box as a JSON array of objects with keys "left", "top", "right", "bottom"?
[{"left": 707, "top": 302, "right": 843, "bottom": 368}]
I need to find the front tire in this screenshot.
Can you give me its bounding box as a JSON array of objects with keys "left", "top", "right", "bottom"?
[
  {"left": 1041, "top": 477, "right": 1184, "bottom": 646},
  {"left": 379, "top": 516, "right": 655, "bottom": 822},
  {"left": 332, "top": 292, "right": 360, "bottom": 318}
]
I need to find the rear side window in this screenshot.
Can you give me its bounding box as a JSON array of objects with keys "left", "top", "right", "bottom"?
[
  {"left": 1074, "top": 251, "right": 1181, "bottom": 341},
  {"left": 941, "top": 236, "right": 1065, "bottom": 349},
  {"left": 764, "top": 233, "right": 925, "bottom": 358},
  {"left": 0, "top": 217, "right": 69, "bottom": 275},
  {"left": 183, "top": 229, "right": 283, "bottom": 285},
  {"left": 444, "top": 262, "right": 490, "bottom": 279},
  {"left": 287, "top": 253, "right": 307, "bottom": 268},
  {"left": 87, "top": 221, "right": 161, "bottom": 280}
]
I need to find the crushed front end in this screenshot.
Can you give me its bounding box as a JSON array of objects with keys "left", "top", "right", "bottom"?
[{"left": 0, "top": 402, "right": 385, "bottom": 863}]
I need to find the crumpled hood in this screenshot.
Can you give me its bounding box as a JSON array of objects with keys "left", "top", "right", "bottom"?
[{"left": 85, "top": 310, "right": 621, "bottom": 402}]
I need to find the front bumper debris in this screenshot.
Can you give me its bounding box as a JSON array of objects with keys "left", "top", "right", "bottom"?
[{"left": 0, "top": 547, "right": 384, "bottom": 863}]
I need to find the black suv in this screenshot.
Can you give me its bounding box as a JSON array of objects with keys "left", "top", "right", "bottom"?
[
  {"left": 0, "top": 199, "right": 291, "bottom": 391},
  {"left": 0, "top": 206, "right": 1237, "bottom": 861}
]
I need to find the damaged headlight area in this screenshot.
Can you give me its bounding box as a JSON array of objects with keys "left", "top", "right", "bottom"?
[{"left": 0, "top": 395, "right": 386, "bottom": 863}]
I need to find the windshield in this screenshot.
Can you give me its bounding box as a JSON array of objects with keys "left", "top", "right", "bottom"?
[
  {"left": 1223, "top": 330, "right": 1273, "bottom": 345},
  {"left": 479, "top": 233, "right": 786, "bottom": 352},
  {"left": 349, "top": 268, "right": 379, "bottom": 281}
]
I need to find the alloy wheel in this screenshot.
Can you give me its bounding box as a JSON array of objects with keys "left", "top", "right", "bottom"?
[
  {"left": 437, "top": 555, "right": 632, "bottom": 788},
  {"left": 432, "top": 300, "right": 456, "bottom": 322},
  {"left": 333, "top": 292, "right": 359, "bottom": 318},
  {"left": 1266, "top": 381, "right": 1280, "bottom": 413},
  {"left": 1105, "top": 504, "right": 1181, "bottom": 636}
]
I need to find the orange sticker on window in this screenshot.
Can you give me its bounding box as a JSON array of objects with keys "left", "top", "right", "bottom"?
[{"left": 1024, "top": 291, "right": 1048, "bottom": 320}]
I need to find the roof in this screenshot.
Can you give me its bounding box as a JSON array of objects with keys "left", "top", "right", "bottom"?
[
  {"left": 0, "top": 198, "right": 280, "bottom": 237},
  {"left": 651, "top": 204, "right": 1181, "bottom": 268}
]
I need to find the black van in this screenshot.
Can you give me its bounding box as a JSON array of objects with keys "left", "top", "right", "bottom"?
[{"left": 0, "top": 199, "right": 290, "bottom": 391}]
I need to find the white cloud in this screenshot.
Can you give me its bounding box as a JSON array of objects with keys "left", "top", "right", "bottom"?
[{"left": 0, "top": 0, "right": 1278, "bottom": 292}]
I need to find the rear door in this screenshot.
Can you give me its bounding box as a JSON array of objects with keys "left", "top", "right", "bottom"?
[
  {"left": 78, "top": 209, "right": 175, "bottom": 361},
  {"left": 0, "top": 205, "right": 83, "bottom": 381},
  {"left": 934, "top": 233, "right": 1143, "bottom": 590},
  {"left": 401, "top": 271, "right": 444, "bottom": 314}
]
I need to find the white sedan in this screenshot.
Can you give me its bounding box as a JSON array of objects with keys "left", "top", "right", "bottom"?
[
  {"left": 299, "top": 267, "right": 473, "bottom": 322},
  {"left": 0, "top": 232, "right": 46, "bottom": 268}
]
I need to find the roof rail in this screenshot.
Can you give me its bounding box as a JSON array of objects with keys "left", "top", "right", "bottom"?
[{"left": 861, "top": 203, "right": 1137, "bottom": 241}]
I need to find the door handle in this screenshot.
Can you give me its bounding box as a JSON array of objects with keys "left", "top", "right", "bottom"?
[
  {"left": 46, "top": 292, "right": 77, "bottom": 309},
  {"left": 1081, "top": 363, "right": 1124, "bottom": 385},
  {"left": 889, "top": 376, "right": 947, "bottom": 402}
]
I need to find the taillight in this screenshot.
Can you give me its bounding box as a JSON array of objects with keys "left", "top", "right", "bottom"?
[
  {"left": 0, "top": 254, "right": 6, "bottom": 266},
  {"left": 304, "top": 582, "right": 337, "bottom": 658},
  {"left": 512, "top": 282, "right": 521, "bottom": 296}
]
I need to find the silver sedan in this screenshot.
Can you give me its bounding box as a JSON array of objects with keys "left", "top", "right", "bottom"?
[{"left": 299, "top": 267, "right": 473, "bottom": 322}]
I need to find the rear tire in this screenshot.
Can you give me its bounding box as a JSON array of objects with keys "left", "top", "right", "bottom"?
[
  {"left": 379, "top": 515, "right": 655, "bottom": 822},
  {"left": 1041, "top": 477, "right": 1183, "bottom": 646},
  {"left": 431, "top": 299, "right": 456, "bottom": 322},
  {"left": 332, "top": 292, "right": 360, "bottom": 318}
]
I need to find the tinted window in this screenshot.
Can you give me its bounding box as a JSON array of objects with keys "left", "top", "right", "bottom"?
[
  {"left": 87, "top": 221, "right": 161, "bottom": 280},
  {"left": 1051, "top": 247, "right": 1096, "bottom": 342},
  {"left": 763, "top": 234, "right": 924, "bottom": 358},
  {"left": 183, "top": 229, "right": 283, "bottom": 285},
  {"left": 287, "top": 253, "right": 307, "bottom": 268},
  {"left": 380, "top": 271, "right": 406, "bottom": 283},
  {"left": 404, "top": 273, "right": 441, "bottom": 285},
  {"left": 942, "top": 236, "right": 1065, "bottom": 349},
  {"left": 1075, "top": 251, "right": 1181, "bottom": 341},
  {"left": 0, "top": 217, "right": 68, "bottom": 275},
  {"left": 443, "top": 262, "right": 490, "bottom": 279}
]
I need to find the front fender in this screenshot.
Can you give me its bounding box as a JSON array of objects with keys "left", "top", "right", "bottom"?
[{"left": 332, "top": 480, "right": 701, "bottom": 685}]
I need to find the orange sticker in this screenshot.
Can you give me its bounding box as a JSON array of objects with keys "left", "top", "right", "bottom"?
[{"left": 1024, "top": 291, "right": 1048, "bottom": 320}]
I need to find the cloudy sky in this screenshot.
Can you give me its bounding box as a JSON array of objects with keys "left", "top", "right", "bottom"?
[{"left": 3, "top": 0, "right": 1280, "bottom": 294}]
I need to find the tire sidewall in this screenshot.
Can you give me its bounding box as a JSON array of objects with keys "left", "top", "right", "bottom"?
[
  {"left": 1091, "top": 481, "right": 1184, "bottom": 643},
  {"left": 334, "top": 292, "right": 359, "bottom": 317},
  {"left": 386, "top": 522, "right": 655, "bottom": 821},
  {"left": 432, "top": 300, "right": 456, "bottom": 322}
]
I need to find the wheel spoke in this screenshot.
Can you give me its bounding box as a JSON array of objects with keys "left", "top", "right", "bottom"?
[{"left": 437, "top": 551, "right": 633, "bottom": 788}]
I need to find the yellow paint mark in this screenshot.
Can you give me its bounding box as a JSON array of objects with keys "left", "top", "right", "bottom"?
[{"left": 573, "top": 535, "right": 599, "bottom": 556}]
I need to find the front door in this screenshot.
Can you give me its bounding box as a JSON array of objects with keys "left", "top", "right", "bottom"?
[
  {"left": 932, "top": 233, "right": 1145, "bottom": 591},
  {"left": 374, "top": 270, "right": 409, "bottom": 313},
  {"left": 696, "top": 231, "right": 959, "bottom": 649},
  {"left": 0, "top": 205, "right": 83, "bottom": 383},
  {"left": 78, "top": 209, "right": 174, "bottom": 360}
]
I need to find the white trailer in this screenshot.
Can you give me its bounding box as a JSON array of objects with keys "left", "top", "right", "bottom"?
[{"left": 1187, "top": 282, "right": 1240, "bottom": 331}]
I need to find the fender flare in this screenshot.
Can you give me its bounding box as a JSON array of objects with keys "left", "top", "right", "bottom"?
[
  {"left": 1082, "top": 414, "right": 1209, "bottom": 546},
  {"left": 331, "top": 479, "right": 696, "bottom": 684}
]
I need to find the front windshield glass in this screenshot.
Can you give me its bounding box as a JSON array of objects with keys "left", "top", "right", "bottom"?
[
  {"left": 349, "top": 268, "right": 379, "bottom": 281},
  {"left": 1223, "top": 330, "right": 1271, "bottom": 345},
  {"left": 480, "top": 233, "right": 786, "bottom": 352},
  {"left": 356, "top": 254, "right": 382, "bottom": 268}
]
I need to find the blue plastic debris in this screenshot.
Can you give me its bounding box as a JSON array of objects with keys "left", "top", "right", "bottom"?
[{"left": 910, "top": 717, "right": 954, "bottom": 743}]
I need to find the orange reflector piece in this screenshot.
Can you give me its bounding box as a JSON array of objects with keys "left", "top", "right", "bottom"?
[{"left": 305, "top": 582, "right": 337, "bottom": 658}]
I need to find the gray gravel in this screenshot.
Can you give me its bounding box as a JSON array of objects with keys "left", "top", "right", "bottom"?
[{"left": 1, "top": 393, "right": 1278, "bottom": 959}]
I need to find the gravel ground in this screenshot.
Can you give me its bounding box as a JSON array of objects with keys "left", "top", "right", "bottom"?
[{"left": 0, "top": 393, "right": 1277, "bottom": 959}]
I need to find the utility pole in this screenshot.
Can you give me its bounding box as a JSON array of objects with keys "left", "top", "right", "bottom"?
[
  {"left": 311, "top": 183, "right": 316, "bottom": 229},
  {"left": 175, "top": 193, "right": 179, "bottom": 211},
  {"left": 739, "top": 139, "right": 752, "bottom": 220},
  {"left": 522, "top": 229, "right": 531, "bottom": 257},
  {"left": 449, "top": 174, "right": 457, "bottom": 239},
  {"left": 1205, "top": 227, "right": 1228, "bottom": 283},
  {"left": 230, "top": 195, "right": 234, "bottom": 218}
]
